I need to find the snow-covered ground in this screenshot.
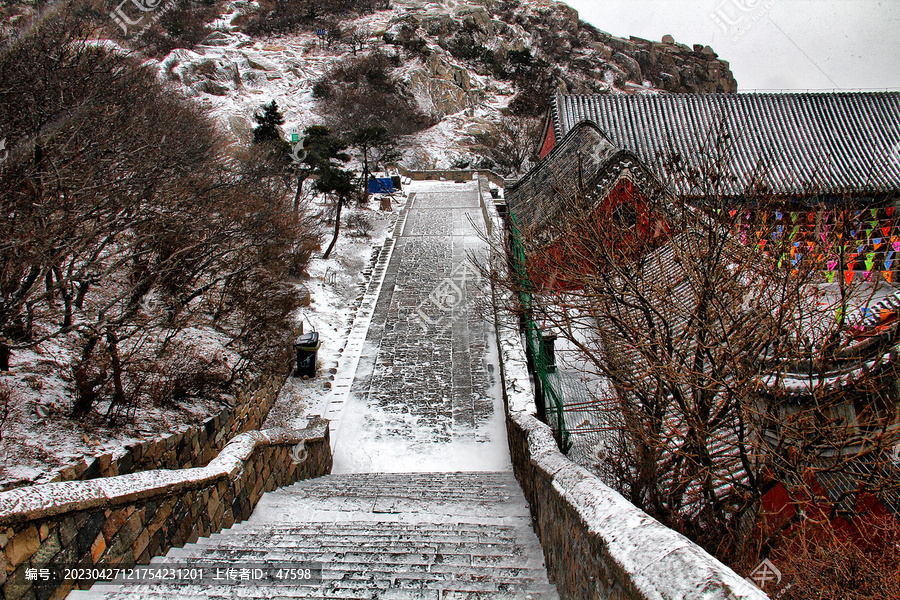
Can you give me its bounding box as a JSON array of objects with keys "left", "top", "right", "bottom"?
[
  {"left": 0, "top": 337, "right": 232, "bottom": 488},
  {"left": 310, "top": 180, "right": 513, "bottom": 474},
  {"left": 263, "top": 192, "right": 402, "bottom": 432},
  {"left": 0, "top": 188, "right": 399, "bottom": 489}
]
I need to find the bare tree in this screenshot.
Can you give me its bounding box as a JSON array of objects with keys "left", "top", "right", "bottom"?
[
  {"left": 488, "top": 122, "right": 900, "bottom": 570},
  {"left": 468, "top": 116, "right": 542, "bottom": 177},
  {"left": 1, "top": 7, "right": 308, "bottom": 420},
  {"left": 346, "top": 26, "right": 370, "bottom": 55}
]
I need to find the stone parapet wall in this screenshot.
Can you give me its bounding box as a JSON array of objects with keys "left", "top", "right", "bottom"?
[
  {"left": 8, "top": 377, "right": 286, "bottom": 493},
  {"left": 505, "top": 413, "right": 766, "bottom": 600},
  {"left": 390, "top": 164, "right": 509, "bottom": 189},
  {"left": 485, "top": 194, "right": 766, "bottom": 600},
  {"left": 0, "top": 417, "right": 331, "bottom": 600}
]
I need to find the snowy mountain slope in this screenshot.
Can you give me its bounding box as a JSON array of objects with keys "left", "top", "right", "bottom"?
[{"left": 154, "top": 0, "right": 737, "bottom": 169}]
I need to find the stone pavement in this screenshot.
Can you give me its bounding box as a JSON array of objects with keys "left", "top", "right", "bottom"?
[
  {"left": 68, "top": 181, "right": 560, "bottom": 600},
  {"left": 329, "top": 181, "right": 510, "bottom": 473}
]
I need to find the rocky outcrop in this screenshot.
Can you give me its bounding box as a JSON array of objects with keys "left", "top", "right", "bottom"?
[
  {"left": 407, "top": 53, "right": 485, "bottom": 118},
  {"left": 627, "top": 35, "right": 738, "bottom": 93},
  {"left": 381, "top": 0, "right": 737, "bottom": 97}
]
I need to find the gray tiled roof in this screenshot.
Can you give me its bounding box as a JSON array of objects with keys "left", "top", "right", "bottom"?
[{"left": 550, "top": 93, "right": 900, "bottom": 198}]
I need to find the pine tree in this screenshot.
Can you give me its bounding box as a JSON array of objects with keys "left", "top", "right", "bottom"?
[
  {"left": 348, "top": 126, "right": 401, "bottom": 199},
  {"left": 252, "top": 100, "right": 284, "bottom": 144}
]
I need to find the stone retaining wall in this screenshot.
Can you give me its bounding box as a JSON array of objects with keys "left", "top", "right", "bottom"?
[
  {"left": 486, "top": 195, "right": 767, "bottom": 600},
  {"left": 10, "top": 377, "right": 286, "bottom": 492},
  {"left": 0, "top": 417, "right": 331, "bottom": 600}
]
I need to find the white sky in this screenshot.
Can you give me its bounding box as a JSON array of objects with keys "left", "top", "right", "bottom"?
[{"left": 562, "top": 0, "right": 900, "bottom": 91}]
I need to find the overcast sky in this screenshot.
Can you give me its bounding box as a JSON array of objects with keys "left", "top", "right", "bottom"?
[{"left": 562, "top": 0, "right": 900, "bottom": 91}]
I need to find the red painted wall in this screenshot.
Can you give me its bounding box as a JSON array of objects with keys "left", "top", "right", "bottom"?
[
  {"left": 526, "top": 178, "right": 670, "bottom": 290},
  {"left": 759, "top": 477, "right": 895, "bottom": 551},
  {"left": 539, "top": 125, "right": 556, "bottom": 160}
]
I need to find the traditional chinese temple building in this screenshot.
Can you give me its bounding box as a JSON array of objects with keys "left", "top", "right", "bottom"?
[
  {"left": 515, "top": 92, "right": 900, "bottom": 284},
  {"left": 506, "top": 91, "right": 900, "bottom": 529}
]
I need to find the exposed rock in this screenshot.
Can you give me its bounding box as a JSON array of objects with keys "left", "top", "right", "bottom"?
[
  {"left": 408, "top": 54, "right": 482, "bottom": 119},
  {"left": 612, "top": 52, "right": 643, "bottom": 83},
  {"left": 245, "top": 54, "right": 279, "bottom": 71},
  {"left": 198, "top": 80, "right": 230, "bottom": 96},
  {"left": 453, "top": 5, "right": 493, "bottom": 34},
  {"left": 199, "top": 31, "right": 233, "bottom": 47},
  {"left": 228, "top": 115, "right": 251, "bottom": 142}
]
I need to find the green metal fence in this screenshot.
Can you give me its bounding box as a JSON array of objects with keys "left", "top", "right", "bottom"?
[
  {"left": 508, "top": 215, "right": 571, "bottom": 450},
  {"left": 507, "top": 214, "right": 620, "bottom": 460}
]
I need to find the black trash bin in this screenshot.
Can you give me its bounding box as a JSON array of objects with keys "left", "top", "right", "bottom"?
[{"left": 293, "top": 332, "right": 320, "bottom": 378}]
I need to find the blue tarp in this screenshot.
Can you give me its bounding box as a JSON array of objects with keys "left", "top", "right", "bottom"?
[{"left": 367, "top": 177, "right": 394, "bottom": 194}]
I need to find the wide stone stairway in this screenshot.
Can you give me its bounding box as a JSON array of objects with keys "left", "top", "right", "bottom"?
[
  {"left": 71, "top": 181, "right": 558, "bottom": 599},
  {"left": 75, "top": 472, "right": 555, "bottom": 599}
]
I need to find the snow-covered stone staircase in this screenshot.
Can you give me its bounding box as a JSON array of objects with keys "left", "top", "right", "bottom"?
[{"left": 72, "top": 471, "right": 558, "bottom": 599}]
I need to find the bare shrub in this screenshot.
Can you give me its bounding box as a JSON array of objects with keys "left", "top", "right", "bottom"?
[
  {"left": 469, "top": 116, "right": 542, "bottom": 177},
  {"left": 347, "top": 213, "right": 373, "bottom": 237},
  {"left": 751, "top": 511, "right": 900, "bottom": 599},
  {"left": 243, "top": 0, "right": 383, "bottom": 37},
  {"left": 316, "top": 51, "right": 435, "bottom": 135},
  {"left": 142, "top": 340, "right": 231, "bottom": 407}
]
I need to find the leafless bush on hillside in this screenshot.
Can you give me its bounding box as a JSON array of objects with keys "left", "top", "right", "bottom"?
[
  {"left": 141, "top": 339, "right": 231, "bottom": 407},
  {"left": 243, "top": 0, "right": 386, "bottom": 37},
  {"left": 0, "top": 9, "right": 311, "bottom": 420},
  {"left": 469, "top": 116, "right": 542, "bottom": 177},
  {"left": 0, "top": 382, "right": 12, "bottom": 442},
  {"left": 347, "top": 213, "right": 373, "bottom": 237},
  {"left": 316, "top": 51, "right": 435, "bottom": 136}
]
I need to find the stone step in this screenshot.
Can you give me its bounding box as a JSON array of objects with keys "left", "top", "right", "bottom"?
[
  {"left": 222, "top": 521, "right": 523, "bottom": 536},
  {"left": 73, "top": 472, "right": 557, "bottom": 599},
  {"left": 192, "top": 532, "right": 523, "bottom": 549},
  {"left": 267, "top": 487, "right": 518, "bottom": 502},
  {"left": 247, "top": 502, "right": 531, "bottom": 522},
  {"left": 193, "top": 532, "right": 522, "bottom": 549},
  {"left": 73, "top": 584, "right": 557, "bottom": 599},
  {"left": 271, "top": 474, "right": 521, "bottom": 499},
  {"left": 161, "top": 549, "right": 545, "bottom": 571}
]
